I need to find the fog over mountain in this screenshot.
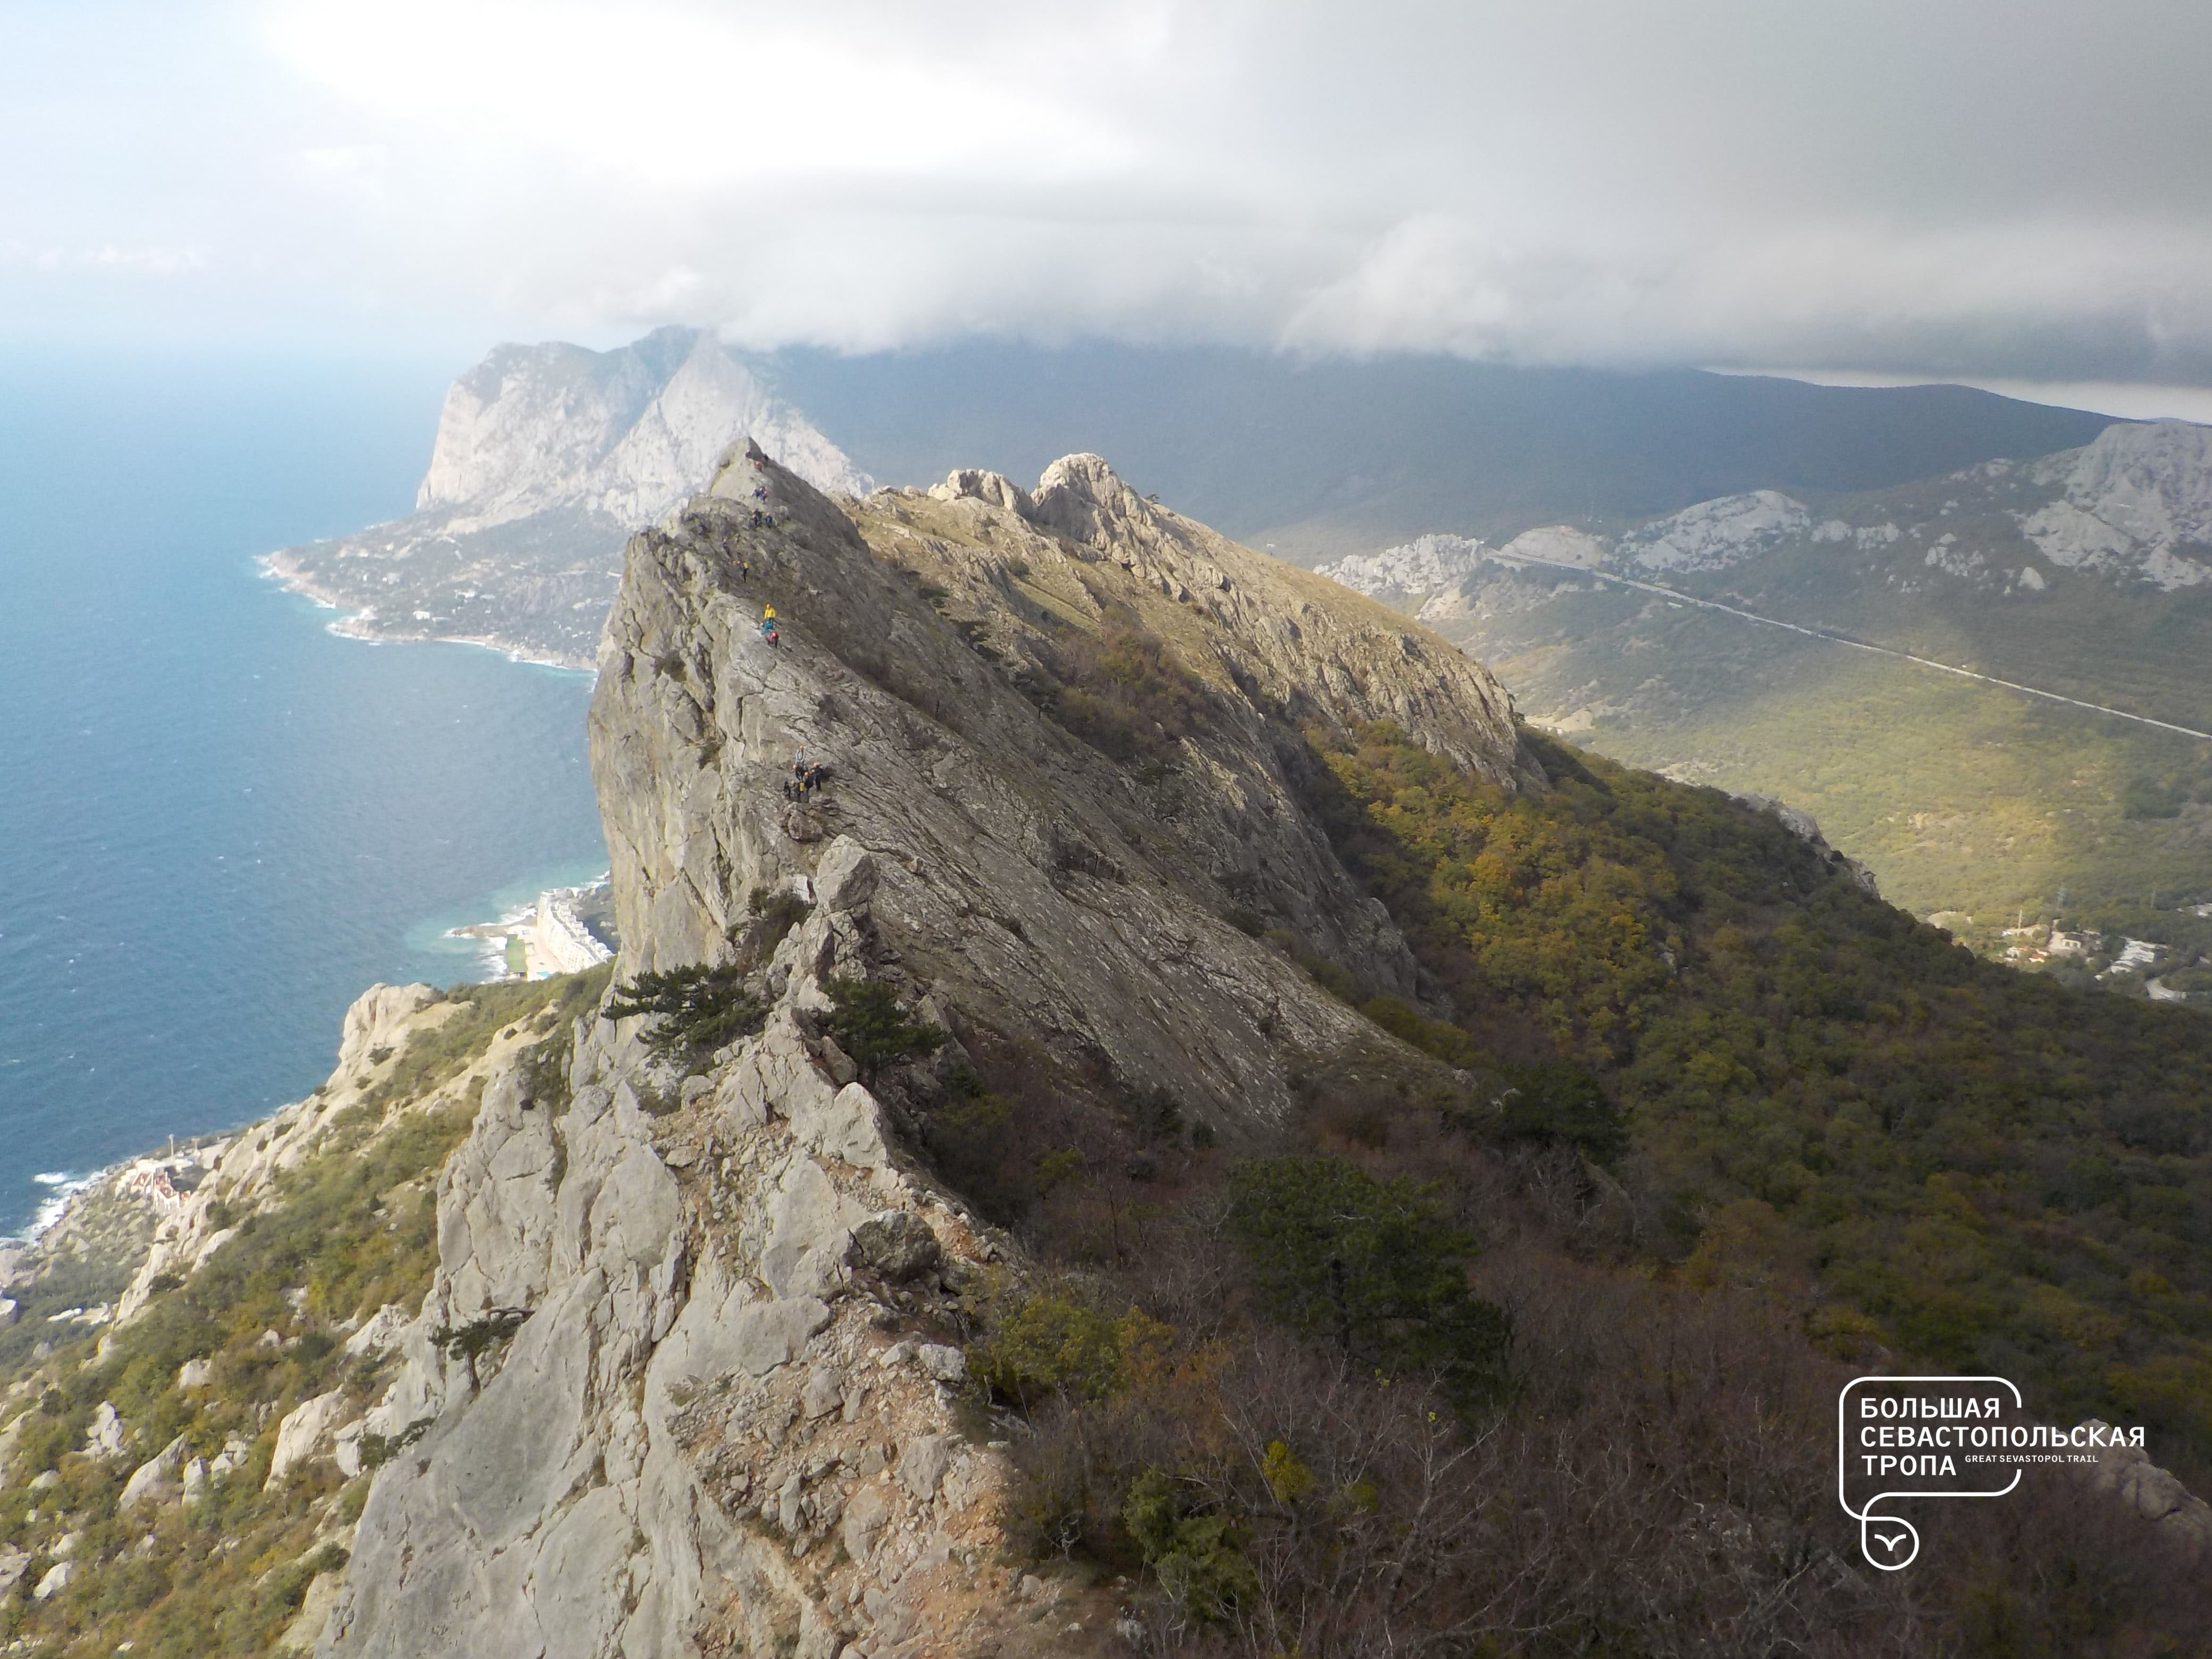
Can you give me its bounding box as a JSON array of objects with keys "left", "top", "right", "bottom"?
[{"left": 9, "top": 0, "right": 2212, "bottom": 408}]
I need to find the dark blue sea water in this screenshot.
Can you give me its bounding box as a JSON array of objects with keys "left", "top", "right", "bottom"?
[{"left": 0, "top": 351, "right": 610, "bottom": 1235}]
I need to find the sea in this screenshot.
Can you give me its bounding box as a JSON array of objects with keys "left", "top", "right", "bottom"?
[{"left": 0, "top": 349, "right": 611, "bottom": 1237}]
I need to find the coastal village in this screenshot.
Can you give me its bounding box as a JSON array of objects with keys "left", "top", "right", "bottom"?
[{"left": 447, "top": 879, "right": 616, "bottom": 981}]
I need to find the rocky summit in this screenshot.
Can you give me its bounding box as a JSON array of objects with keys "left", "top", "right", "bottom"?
[{"left": 308, "top": 446, "right": 1533, "bottom": 1656}]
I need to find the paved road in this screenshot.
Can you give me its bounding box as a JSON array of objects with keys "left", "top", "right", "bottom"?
[{"left": 1485, "top": 552, "right": 2212, "bottom": 745}]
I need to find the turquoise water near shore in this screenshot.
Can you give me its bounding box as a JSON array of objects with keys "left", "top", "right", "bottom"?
[{"left": 0, "top": 351, "right": 611, "bottom": 1235}]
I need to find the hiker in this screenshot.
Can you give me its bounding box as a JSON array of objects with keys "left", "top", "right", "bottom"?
[
  {"left": 759, "top": 604, "right": 780, "bottom": 646},
  {"left": 805, "top": 762, "right": 828, "bottom": 792}
]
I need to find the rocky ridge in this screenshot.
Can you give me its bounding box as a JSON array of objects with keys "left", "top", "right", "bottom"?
[{"left": 304, "top": 446, "right": 1536, "bottom": 1657}]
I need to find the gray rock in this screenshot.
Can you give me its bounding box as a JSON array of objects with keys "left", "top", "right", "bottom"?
[
  {"left": 817, "top": 1036, "right": 859, "bottom": 1088},
  {"left": 85, "top": 1401, "right": 127, "bottom": 1460},
  {"left": 800, "top": 1366, "right": 845, "bottom": 1419},
  {"left": 848, "top": 1211, "right": 942, "bottom": 1284},
  {"left": 342, "top": 1304, "right": 411, "bottom": 1362},
  {"left": 792, "top": 1083, "right": 892, "bottom": 1172},
  {"left": 267, "top": 1391, "right": 354, "bottom": 1487},
  {"left": 120, "top": 1433, "right": 189, "bottom": 1507},
  {"left": 731, "top": 1297, "right": 833, "bottom": 1376},
  {"left": 31, "top": 1560, "right": 73, "bottom": 1601},
  {"left": 916, "top": 1344, "right": 967, "bottom": 1385},
  {"left": 898, "top": 1434, "right": 955, "bottom": 1501},
  {"left": 0, "top": 1546, "right": 29, "bottom": 1596},
  {"left": 2081, "top": 1419, "right": 2212, "bottom": 1548},
  {"left": 840, "top": 1482, "right": 893, "bottom": 1565},
  {"left": 761, "top": 1154, "right": 865, "bottom": 1299},
  {"left": 776, "top": 1471, "right": 806, "bottom": 1535},
  {"left": 282, "top": 1571, "right": 345, "bottom": 1654}
]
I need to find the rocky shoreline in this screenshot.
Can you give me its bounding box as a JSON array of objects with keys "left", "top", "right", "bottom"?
[{"left": 258, "top": 551, "right": 600, "bottom": 674}]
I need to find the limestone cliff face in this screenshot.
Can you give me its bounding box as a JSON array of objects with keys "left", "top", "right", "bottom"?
[
  {"left": 263, "top": 328, "right": 868, "bottom": 667},
  {"left": 318, "top": 455, "right": 1535, "bottom": 1659},
  {"left": 417, "top": 327, "right": 869, "bottom": 532},
  {"left": 591, "top": 446, "right": 1532, "bottom": 1124}
]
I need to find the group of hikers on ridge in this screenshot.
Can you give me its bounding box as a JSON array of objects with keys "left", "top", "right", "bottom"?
[
  {"left": 739, "top": 462, "right": 786, "bottom": 643},
  {"left": 783, "top": 748, "right": 830, "bottom": 801}
]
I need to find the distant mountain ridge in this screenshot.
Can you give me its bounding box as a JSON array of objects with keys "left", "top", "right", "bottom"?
[
  {"left": 1326, "top": 420, "right": 2212, "bottom": 651},
  {"left": 266, "top": 329, "right": 2124, "bottom": 668},
  {"left": 747, "top": 342, "right": 2117, "bottom": 562},
  {"left": 264, "top": 328, "right": 866, "bottom": 667},
  {"left": 1319, "top": 416, "right": 2212, "bottom": 960}
]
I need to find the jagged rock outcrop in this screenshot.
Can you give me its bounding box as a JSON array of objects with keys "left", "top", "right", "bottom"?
[
  {"left": 590, "top": 443, "right": 1531, "bottom": 1123},
  {"left": 2021, "top": 418, "right": 2212, "bottom": 590},
  {"left": 115, "top": 983, "right": 469, "bottom": 1322},
  {"left": 2080, "top": 1418, "right": 2212, "bottom": 1551},
  {"left": 317, "top": 449, "right": 1537, "bottom": 1658},
  {"left": 323, "top": 910, "right": 1052, "bottom": 1659},
  {"left": 1735, "top": 793, "right": 1881, "bottom": 898}
]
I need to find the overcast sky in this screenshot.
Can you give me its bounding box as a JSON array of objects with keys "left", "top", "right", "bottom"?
[{"left": 8, "top": 0, "right": 2212, "bottom": 409}]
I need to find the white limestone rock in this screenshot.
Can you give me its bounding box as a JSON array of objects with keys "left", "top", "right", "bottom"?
[
  {"left": 1621, "top": 490, "right": 1811, "bottom": 573},
  {"left": 337, "top": 984, "right": 441, "bottom": 1078},
  {"left": 120, "top": 1432, "right": 189, "bottom": 1507},
  {"left": 85, "top": 1401, "right": 127, "bottom": 1460},
  {"left": 1317, "top": 533, "right": 1489, "bottom": 600},
  {"left": 268, "top": 1390, "right": 356, "bottom": 1487}
]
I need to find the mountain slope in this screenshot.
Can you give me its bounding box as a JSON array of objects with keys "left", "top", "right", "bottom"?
[
  {"left": 1324, "top": 419, "right": 2212, "bottom": 963},
  {"left": 13, "top": 450, "right": 2212, "bottom": 1657},
  {"left": 264, "top": 329, "right": 867, "bottom": 667}
]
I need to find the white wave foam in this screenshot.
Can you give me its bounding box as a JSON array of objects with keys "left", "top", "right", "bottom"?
[{"left": 14, "top": 1169, "right": 99, "bottom": 1243}]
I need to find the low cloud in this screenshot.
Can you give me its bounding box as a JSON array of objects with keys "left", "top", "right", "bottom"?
[{"left": 5, "top": 0, "right": 2211, "bottom": 385}]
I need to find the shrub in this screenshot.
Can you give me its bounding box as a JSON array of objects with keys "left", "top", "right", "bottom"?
[
  {"left": 735, "top": 885, "right": 814, "bottom": 967},
  {"left": 607, "top": 963, "right": 766, "bottom": 1064},
  {"left": 1225, "top": 1155, "right": 1510, "bottom": 1407},
  {"left": 969, "top": 1289, "right": 1171, "bottom": 1407},
  {"left": 1491, "top": 1060, "right": 1628, "bottom": 1164},
  {"left": 431, "top": 1308, "right": 531, "bottom": 1362},
  {"left": 1122, "top": 1467, "right": 1259, "bottom": 1623},
  {"left": 823, "top": 976, "right": 945, "bottom": 1076},
  {"left": 1035, "top": 624, "right": 1213, "bottom": 767}
]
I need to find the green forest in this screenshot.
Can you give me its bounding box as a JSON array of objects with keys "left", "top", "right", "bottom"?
[{"left": 1305, "top": 722, "right": 2212, "bottom": 1469}]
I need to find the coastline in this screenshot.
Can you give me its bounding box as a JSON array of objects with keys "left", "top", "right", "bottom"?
[{"left": 256, "top": 550, "right": 599, "bottom": 674}]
